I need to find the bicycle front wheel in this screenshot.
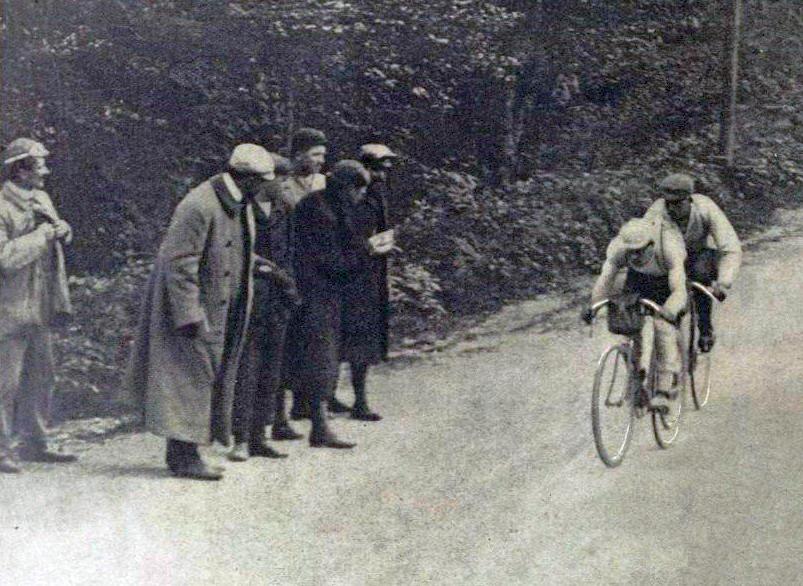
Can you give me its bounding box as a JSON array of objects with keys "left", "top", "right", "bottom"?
[
  {"left": 591, "top": 344, "right": 635, "bottom": 467},
  {"left": 652, "top": 365, "right": 685, "bottom": 449},
  {"left": 689, "top": 316, "right": 714, "bottom": 409}
]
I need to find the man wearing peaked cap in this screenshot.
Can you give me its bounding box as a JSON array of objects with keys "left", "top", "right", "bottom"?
[
  {"left": 646, "top": 172, "right": 742, "bottom": 352},
  {"left": 125, "top": 144, "right": 271, "bottom": 480},
  {"left": 0, "top": 138, "right": 76, "bottom": 473},
  {"left": 328, "top": 144, "right": 399, "bottom": 420}
]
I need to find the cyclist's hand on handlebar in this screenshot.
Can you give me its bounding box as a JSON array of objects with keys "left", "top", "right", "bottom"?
[
  {"left": 710, "top": 281, "right": 728, "bottom": 302},
  {"left": 658, "top": 307, "right": 679, "bottom": 325},
  {"left": 581, "top": 307, "right": 595, "bottom": 325}
]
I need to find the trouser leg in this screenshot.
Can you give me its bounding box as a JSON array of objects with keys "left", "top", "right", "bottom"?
[
  {"left": 653, "top": 318, "right": 681, "bottom": 393},
  {"left": 231, "top": 326, "right": 262, "bottom": 446},
  {"left": 351, "top": 363, "right": 369, "bottom": 410},
  {"left": 310, "top": 391, "right": 328, "bottom": 440},
  {"left": 688, "top": 249, "right": 719, "bottom": 334},
  {"left": 15, "top": 328, "right": 54, "bottom": 451},
  {"left": 0, "top": 336, "right": 27, "bottom": 458}
]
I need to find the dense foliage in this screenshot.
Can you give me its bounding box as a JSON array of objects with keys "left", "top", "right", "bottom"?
[{"left": 1, "top": 1, "right": 802, "bottom": 417}]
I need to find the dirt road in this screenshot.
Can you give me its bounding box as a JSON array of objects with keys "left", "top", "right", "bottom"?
[{"left": 2, "top": 212, "right": 802, "bottom": 586}]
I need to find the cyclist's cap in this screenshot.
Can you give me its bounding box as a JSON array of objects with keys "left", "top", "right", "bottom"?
[
  {"left": 617, "top": 217, "right": 655, "bottom": 250},
  {"left": 659, "top": 173, "right": 694, "bottom": 197},
  {"left": 3, "top": 138, "right": 49, "bottom": 165}
]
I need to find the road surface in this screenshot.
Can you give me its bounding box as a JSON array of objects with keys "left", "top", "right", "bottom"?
[{"left": 2, "top": 211, "right": 802, "bottom": 585}]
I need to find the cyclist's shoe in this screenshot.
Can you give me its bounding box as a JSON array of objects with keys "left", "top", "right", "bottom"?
[
  {"left": 698, "top": 331, "right": 716, "bottom": 353},
  {"left": 649, "top": 389, "right": 678, "bottom": 414}
]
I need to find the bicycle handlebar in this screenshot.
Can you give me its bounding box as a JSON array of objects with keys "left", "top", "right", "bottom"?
[
  {"left": 688, "top": 281, "right": 726, "bottom": 303},
  {"left": 590, "top": 298, "right": 666, "bottom": 320}
]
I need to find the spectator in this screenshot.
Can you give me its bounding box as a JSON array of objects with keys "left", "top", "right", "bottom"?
[
  {"left": 330, "top": 144, "right": 399, "bottom": 420},
  {"left": 0, "top": 138, "right": 76, "bottom": 474},
  {"left": 292, "top": 160, "right": 373, "bottom": 449},
  {"left": 125, "top": 144, "right": 273, "bottom": 480}
]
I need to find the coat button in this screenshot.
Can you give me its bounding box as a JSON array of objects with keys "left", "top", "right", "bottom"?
[
  {"left": 225, "top": 240, "right": 233, "bottom": 247},
  {"left": 224, "top": 270, "right": 231, "bottom": 277}
]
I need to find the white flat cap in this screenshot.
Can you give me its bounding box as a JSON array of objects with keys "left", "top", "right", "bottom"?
[
  {"left": 228, "top": 144, "right": 275, "bottom": 177},
  {"left": 359, "top": 143, "right": 399, "bottom": 161},
  {"left": 3, "top": 138, "right": 50, "bottom": 165}
]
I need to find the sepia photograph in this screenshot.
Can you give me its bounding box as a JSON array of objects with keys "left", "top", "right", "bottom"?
[{"left": 1, "top": 0, "right": 801, "bottom": 584}]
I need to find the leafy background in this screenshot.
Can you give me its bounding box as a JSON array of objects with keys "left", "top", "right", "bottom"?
[{"left": 1, "top": 0, "right": 801, "bottom": 419}]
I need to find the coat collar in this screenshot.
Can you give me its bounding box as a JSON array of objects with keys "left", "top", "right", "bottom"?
[
  {"left": 211, "top": 173, "right": 245, "bottom": 216},
  {"left": 2, "top": 181, "right": 41, "bottom": 211}
]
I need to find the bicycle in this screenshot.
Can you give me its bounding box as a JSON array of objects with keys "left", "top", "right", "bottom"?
[{"left": 587, "top": 281, "right": 721, "bottom": 467}]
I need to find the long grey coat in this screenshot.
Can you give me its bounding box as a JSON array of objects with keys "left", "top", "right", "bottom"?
[{"left": 125, "top": 174, "right": 255, "bottom": 445}]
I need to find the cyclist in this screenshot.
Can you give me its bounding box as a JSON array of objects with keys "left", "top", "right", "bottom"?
[
  {"left": 582, "top": 217, "right": 688, "bottom": 411},
  {"left": 646, "top": 173, "right": 742, "bottom": 352}
]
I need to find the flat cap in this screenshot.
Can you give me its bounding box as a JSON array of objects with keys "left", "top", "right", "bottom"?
[
  {"left": 616, "top": 217, "right": 656, "bottom": 250},
  {"left": 658, "top": 173, "right": 695, "bottom": 194},
  {"left": 291, "top": 128, "right": 327, "bottom": 156},
  {"left": 359, "top": 143, "right": 399, "bottom": 162},
  {"left": 3, "top": 138, "right": 49, "bottom": 165},
  {"left": 228, "top": 144, "right": 275, "bottom": 177},
  {"left": 330, "top": 160, "right": 371, "bottom": 187}
]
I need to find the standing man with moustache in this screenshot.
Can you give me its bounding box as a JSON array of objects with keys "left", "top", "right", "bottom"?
[
  {"left": 0, "top": 138, "right": 76, "bottom": 474},
  {"left": 126, "top": 144, "right": 272, "bottom": 480}
]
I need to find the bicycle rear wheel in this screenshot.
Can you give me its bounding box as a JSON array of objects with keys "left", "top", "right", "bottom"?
[{"left": 591, "top": 344, "right": 635, "bottom": 467}]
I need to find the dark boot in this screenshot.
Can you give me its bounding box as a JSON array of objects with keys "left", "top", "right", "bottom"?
[
  {"left": 271, "top": 422, "right": 304, "bottom": 441},
  {"left": 350, "top": 363, "right": 381, "bottom": 421},
  {"left": 166, "top": 439, "right": 222, "bottom": 481},
  {"left": 309, "top": 395, "right": 355, "bottom": 449},
  {"left": 327, "top": 397, "right": 351, "bottom": 414}
]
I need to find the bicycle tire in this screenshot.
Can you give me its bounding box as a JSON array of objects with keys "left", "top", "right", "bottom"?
[
  {"left": 652, "top": 335, "right": 685, "bottom": 448},
  {"left": 591, "top": 344, "right": 635, "bottom": 467},
  {"left": 689, "top": 311, "right": 713, "bottom": 409}
]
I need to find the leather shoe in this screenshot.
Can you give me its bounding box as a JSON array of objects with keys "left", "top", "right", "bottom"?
[
  {"left": 249, "top": 443, "right": 288, "bottom": 459},
  {"left": 18, "top": 448, "right": 77, "bottom": 463},
  {"left": 169, "top": 460, "right": 223, "bottom": 481},
  {"left": 310, "top": 433, "right": 356, "bottom": 449},
  {"left": 227, "top": 442, "right": 249, "bottom": 462},
  {"left": 328, "top": 398, "right": 351, "bottom": 414},
  {"left": 351, "top": 407, "right": 382, "bottom": 422},
  {"left": 0, "top": 456, "right": 21, "bottom": 474},
  {"left": 271, "top": 423, "right": 304, "bottom": 441},
  {"left": 698, "top": 331, "right": 716, "bottom": 353}
]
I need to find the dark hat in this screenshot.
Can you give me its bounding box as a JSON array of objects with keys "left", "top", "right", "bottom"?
[
  {"left": 290, "top": 128, "right": 328, "bottom": 156},
  {"left": 329, "top": 160, "right": 371, "bottom": 188}
]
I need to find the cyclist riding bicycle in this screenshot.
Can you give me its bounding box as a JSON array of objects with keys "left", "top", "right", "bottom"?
[
  {"left": 582, "top": 217, "right": 688, "bottom": 411},
  {"left": 645, "top": 173, "right": 742, "bottom": 352}
]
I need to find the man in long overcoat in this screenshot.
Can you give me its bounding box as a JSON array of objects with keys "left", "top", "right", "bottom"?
[
  {"left": 331, "top": 144, "right": 399, "bottom": 421},
  {"left": 293, "top": 160, "right": 372, "bottom": 449},
  {"left": 0, "top": 138, "right": 76, "bottom": 474},
  {"left": 126, "top": 144, "right": 273, "bottom": 480}
]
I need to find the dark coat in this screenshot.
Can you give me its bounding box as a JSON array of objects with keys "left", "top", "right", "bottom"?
[
  {"left": 340, "top": 181, "right": 391, "bottom": 364},
  {"left": 291, "top": 187, "right": 363, "bottom": 399},
  {"left": 125, "top": 174, "right": 255, "bottom": 446}
]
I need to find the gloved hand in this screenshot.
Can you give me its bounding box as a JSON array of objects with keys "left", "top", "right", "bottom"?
[{"left": 581, "top": 307, "right": 595, "bottom": 325}]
